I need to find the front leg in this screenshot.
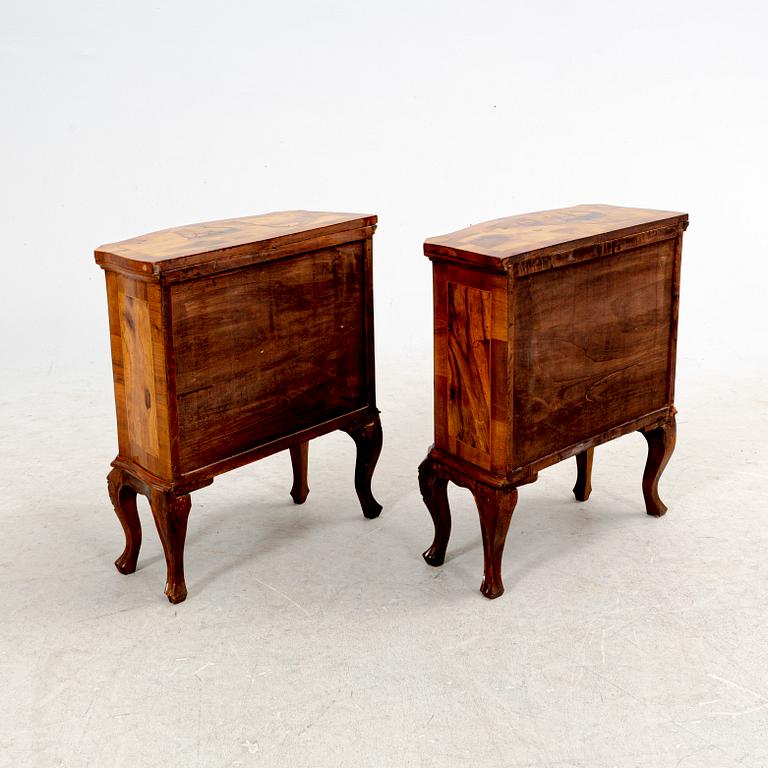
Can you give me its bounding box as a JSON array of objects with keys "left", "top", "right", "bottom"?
[
  {"left": 471, "top": 484, "right": 518, "bottom": 599},
  {"left": 107, "top": 467, "right": 142, "bottom": 575},
  {"left": 573, "top": 448, "right": 594, "bottom": 501},
  {"left": 418, "top": 456, "right": 451, "bottom": 566},
  {"left": 289, "top": 442, "right": 309, "bottom": 504},
  {"left": 639, "top": 415, "right": 677, "bottom": 517},
  {"left": 342, "top": 413, "right": 383, "bottom": 519},
  {"left": 149, "top": 491, "right": 192, "bottom": 604}
]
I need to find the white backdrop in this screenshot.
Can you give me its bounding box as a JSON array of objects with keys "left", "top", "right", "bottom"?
[
  {"left": 3, "top": 2, "right": 768, "bottom": 767},
  {"left": 2, "top": 0, "right": 767, "bottom": 387}
]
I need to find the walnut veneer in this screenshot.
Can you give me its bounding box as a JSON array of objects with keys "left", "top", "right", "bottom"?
[
  {"left": 96, "top": 210, "right": 382, "bottom": 603},
  {"left": 419, "top": 204, "right": 688, "bottom": 598}
]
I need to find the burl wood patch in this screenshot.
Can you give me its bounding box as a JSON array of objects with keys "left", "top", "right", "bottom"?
[
  {"left": 512, "top": 239, "right": 675, "bottom": 466},
  {"left": 171, "top": 242, "right": 367, "bottom": 471}
]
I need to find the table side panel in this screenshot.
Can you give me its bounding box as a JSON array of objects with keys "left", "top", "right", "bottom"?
[
  {"left": 362, "top": 237, "right": 377, "bottom": 403},
  {"left": 105, "top": 271, "right": 173, "bottom": 479},
  {"left": 434, "top": 263, "right": 509, "bottom": 473},
  {"left": 666, "top": 233, "right": 684, "bottom": 405},
  {"left": 512, "top": 237, "right": 677, "bottom": 467},
  {"left": 171, "top": 241, "right": 368, "bottom": 473}
]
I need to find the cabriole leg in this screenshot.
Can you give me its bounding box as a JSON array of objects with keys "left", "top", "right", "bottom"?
[
  {"left": 573, "top": 448, "right": 594, "bottom": 502},
  {"left": 342, "top": 413, "right": 383, "bottom": 519},
  {"left": 289, "top": 441, "right": 309, "bottom": 504},
  {"left": 149, "top": 491, "right": 192, "bottom": 604},
  {"left": 472, "top": 484, "right": 518, "bottom": 599},
  {"left": 639, "top": 415, "right": 677, "bottom": 517},
  {"left": 418, "top": 456, "right": 451, "bottom": 567},
  {"left": 107, "top": 467, "right": 142, "bottom": 575}
]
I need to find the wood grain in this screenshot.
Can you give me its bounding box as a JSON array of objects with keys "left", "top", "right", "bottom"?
[
  {"left": 433, "top": 264, "right": 509, "bottom": 473},
  {"left": 95, "top": 210, "right": 376, "bottom": 278},
  {"left": 512, "top": 239, "right": 675, "bottom": 466},
  {"left": 446, "top": 281, "right": 492, "bottom": 454},
  {"left": 105, "top": 271, "right": 172, "bottom": 479},
  {"left": 96, "top": 211, "right": 380, "bottom": 603},
  {"left": 171, "top": 241, "right": 367, "bottom": 472},
  {"left": 421, "top": 204, "right": 686, "bottom": 600},
  {"left": 120, "top": 290, "right": 159, "bottom": 457},
  {"left": 424, "top": 204, "right": 687, "bottom": 272}
]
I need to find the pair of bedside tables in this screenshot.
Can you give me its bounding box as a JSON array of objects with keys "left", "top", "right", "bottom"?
[{"left": 95, "top": 204, "right": 687, "bottom": 603}]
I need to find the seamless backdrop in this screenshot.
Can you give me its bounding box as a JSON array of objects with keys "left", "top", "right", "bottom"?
[{"left": 2, "top": 2, "right": 768, "bottom": 767}]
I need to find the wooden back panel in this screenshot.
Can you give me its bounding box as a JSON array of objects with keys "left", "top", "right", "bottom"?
[
  {"left": 170, "top": 241, "right": 368, "bottom": 472},
  {"left": 105, "top": 271, "right": 173, "bottom": 479},
  {"left": 511, "top": 236, "right": 679, "bottom": 467}
]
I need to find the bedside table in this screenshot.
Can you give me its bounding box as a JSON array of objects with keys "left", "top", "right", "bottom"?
[
  {"left": 95, "top": 210, "right": 382, "bottom": 603},
  {"left": 418, "top": 204, "right": 688, "bottom": 598}
]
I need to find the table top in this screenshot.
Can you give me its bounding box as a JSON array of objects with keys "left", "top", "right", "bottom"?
[
  {"left": 95, "top": 210, "right": 377, "bottom": 276},
  {"left": 424, "top": 204, "right": 688, "bottom": 269}
]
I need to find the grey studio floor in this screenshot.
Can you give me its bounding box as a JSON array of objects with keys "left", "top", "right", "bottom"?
[{"left": 2, "top": 358, "right": 768, "bottom": 768}]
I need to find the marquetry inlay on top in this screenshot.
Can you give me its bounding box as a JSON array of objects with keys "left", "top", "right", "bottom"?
[
  {"left": 424, "top": 204, "right": 688, "bottom": 270},
  {"left": 95, "top": 210, "right": 377, "bottom": 276}
]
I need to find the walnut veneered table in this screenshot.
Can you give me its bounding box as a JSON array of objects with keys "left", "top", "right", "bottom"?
[
  {"left": 419, "top": 204, "right": 688, "bottom": 598},
  {"left": 95, "top": 210, "right": 382, "bottom": 603}
]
